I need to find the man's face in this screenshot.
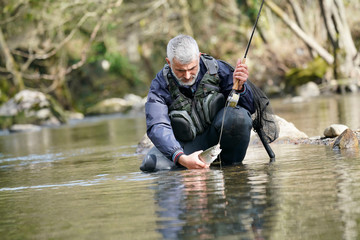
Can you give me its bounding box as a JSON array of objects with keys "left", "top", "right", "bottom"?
[{"left": 166, "top": 57, "right": 200, "bottom": 86}]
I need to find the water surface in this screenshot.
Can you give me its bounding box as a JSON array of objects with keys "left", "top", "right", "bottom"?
[{"left": 1, "top": 95, "right": 360, "bottom": 239}]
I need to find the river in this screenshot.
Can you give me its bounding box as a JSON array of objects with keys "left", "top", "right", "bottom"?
[{"left": 0, "top": 94, "right": 360, "bottom": 240}]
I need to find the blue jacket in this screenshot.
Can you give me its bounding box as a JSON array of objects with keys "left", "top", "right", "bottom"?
[{"left": 145, "top": 56, "right": 255, "bottom": 162}]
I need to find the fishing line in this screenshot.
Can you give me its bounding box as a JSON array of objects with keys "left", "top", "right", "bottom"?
[{"left": 217, "top": 97, "right": 230, "bottom": 145}]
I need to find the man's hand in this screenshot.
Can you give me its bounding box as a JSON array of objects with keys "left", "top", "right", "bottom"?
[
  {"left": 233, "top": 58, "right": 249, "bottom": 91},
  {"left": 178, "top": 151, "right": 210, "bottom": 169}
]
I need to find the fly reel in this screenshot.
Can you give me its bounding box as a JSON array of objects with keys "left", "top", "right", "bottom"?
[{"left": 227, "top": 91, "right": 240, "bottom": 108}]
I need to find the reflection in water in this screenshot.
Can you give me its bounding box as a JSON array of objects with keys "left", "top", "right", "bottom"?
[
  {"left": 332, "top": 150, "right": 360, "bottom": 240},
  {"left": 153, "top": 164, "right": 277, "bottom": 239},
  {"left": 0, "top": 116, "right": 146, "bottom": 158}
]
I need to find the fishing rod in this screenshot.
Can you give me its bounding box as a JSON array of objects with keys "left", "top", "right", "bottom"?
[
  {"left": 231, "top": 0, "right": 276, "bottom": 162},
  {"left": 233, "top": 0, "right": 265, "bottom": 90},
  {"left": 243, "top": 0, "right": 265, "bottom": 63}
]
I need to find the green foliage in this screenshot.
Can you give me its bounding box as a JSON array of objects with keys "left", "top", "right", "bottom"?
[
  {"left": 285, "top": 57, "right": 329, "bottom": 92},
  {"left": 1, "top": 0, "right": 359, "bottom": 114},
  {"left": 105, "top": 52, "right": 142, "bottom": 86},
  {"left": 0, "top": 116, "right": 13, "bottom": 129},
  {"left": 0, "top": 78, "right": 16, "bottom": 105},
  {"left": 88, "top": 42, "right": 107, "bottom": 63},
  {"left": 47, "top": 94, "right": 68, "bottom": 124},
  {"left": 67, "top": 56, "right": 145, "bottom": 112}
]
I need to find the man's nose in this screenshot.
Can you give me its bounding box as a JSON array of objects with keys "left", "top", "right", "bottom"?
[{"left": 184, "top": 71, "right": 191, "bottom": 79}]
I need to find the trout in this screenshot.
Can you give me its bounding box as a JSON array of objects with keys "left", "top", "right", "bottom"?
[{"left": 199, "top": 144, "right": 222, "bottom": 164}]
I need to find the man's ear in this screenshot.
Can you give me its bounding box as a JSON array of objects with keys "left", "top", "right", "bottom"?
[{"left": 165, "top": 58, "right": 171, "bottom": 66}]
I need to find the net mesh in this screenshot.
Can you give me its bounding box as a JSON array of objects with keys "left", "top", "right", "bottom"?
[{"left": 247, "top": 80, "right": 279, "bottom": 143}]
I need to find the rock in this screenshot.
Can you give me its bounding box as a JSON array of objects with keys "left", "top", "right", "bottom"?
[
  {"left": 0, "top": 90, "right": 67, "bottom": 129},
  {"left": 251, "top": 115, "right": 308, "bottom": 144},
  {"left": 10, "top": 124, "right": 42, "bottom": 133},
  {"left": 332, "top": 129, "right": 359, "bottom": 149},
  {"left": 273, "top": 115, "right": 308, "bottom": 140},
  {"left": 324, "top": 124, "right": 349, "bottom": 138},
  {"left": 296, "top": 82, "right": 320, "bottom": 98},
  {"left": 136, "top": 134, "right": 154, "bottom": 155},
  {"left": 124, "top": 94, "right": 146, "bottom": 113},
  {"left": 67, "top": 111, "right": 84, "bottom": 120},
  {"left": 86, "top": 98, "right": 132, "bottom": 115},
  {"left": 86, "top": 94, "right": 146, "bottom": 116}
]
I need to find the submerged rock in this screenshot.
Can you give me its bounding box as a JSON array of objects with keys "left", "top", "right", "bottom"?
[{"left": 332, "top": 129, "right": 359, "bottom": 149}]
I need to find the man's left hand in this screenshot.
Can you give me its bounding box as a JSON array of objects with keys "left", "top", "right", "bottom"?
[{"left": 233, "top": 58, "right": 249, "bottom": 91}]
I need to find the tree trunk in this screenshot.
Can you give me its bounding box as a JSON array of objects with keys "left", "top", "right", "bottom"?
[
  {"left": 0, "top": 27, "right": 25, "bottom": 90},
  {"left": 266, "top": 0, "right": 360, "bottom": 81},
  {"left": 287, "top": 0, "right": 315, "bottom": 58},
  {"left": 265, "top": 0, "right": 334, "bottom": 65}
]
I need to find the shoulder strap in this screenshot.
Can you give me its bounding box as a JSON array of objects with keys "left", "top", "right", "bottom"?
[
  {"left": 200, "top": 54, "right": 218, "bottom": 75},
  {"left": 162, "top": 64, "right": 170, "bottom": 85}
]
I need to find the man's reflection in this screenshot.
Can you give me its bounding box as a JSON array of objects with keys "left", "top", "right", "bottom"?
[{"left": 153, "top": 164, "right": 276, "bottom": 239}]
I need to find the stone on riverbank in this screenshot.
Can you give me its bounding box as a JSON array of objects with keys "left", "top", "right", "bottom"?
[
  {"left": 296, "top": 81, "right": 320, "bottom": 98},
  {"left": 324, "top": 124, "right": 349, "bottom": 138},
  {"left": 0, "top": 90, "right": 67, "bottom": 129},
  {"left": 10, "top": 124, "right": 42, "bottom": 133},
  {"left": 274, "top": 115, "right": 308, "bottom": 140},
  {"left": 332, "top": 129, "right": 359, "bottom": 149},
  {"left": 86, "top": 94, "right": 146, "bottom": 115}
]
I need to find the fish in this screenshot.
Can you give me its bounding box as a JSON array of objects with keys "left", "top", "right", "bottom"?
[{"left": 199, "top": 143, "right": 222, "bottom": 164}]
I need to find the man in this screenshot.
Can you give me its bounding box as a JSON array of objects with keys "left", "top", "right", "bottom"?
[{"left": 140, "top": 34, "right": 255, "bottom": 172}]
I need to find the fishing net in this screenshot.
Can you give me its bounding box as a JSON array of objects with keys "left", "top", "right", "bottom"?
[
  {"left": 219, "top": 60, "right": 279, "bottom": 144},
  {"left": 247, "top": 79, "right": 279, "bottom": 143}
]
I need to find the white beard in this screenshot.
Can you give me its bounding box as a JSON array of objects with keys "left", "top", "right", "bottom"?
[{"left": 170, "top": 67, "right": 200, "bottom": 87}]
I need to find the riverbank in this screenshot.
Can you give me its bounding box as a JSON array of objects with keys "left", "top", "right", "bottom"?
[{"left": 273, "top": 130, "right": 360, "bottom": 146}]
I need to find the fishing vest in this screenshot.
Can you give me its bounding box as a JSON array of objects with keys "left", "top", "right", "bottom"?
[{"left": 163, "top": 54, "right": 225, "bottom": 142}]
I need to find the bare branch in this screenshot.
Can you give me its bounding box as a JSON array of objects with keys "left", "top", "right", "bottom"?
[
  {"left": 11, "top": 11, "right": 97, "bottom": 61},
  {"left": 0, "top": 3, "right": 26, "bottom": 25},
  {"left": 265, "top": 0, "right": 334, "bottom": 65},
  {"left": 20, "top": 0, "right": 124, "bottom": 84},
  {"left": 125, "top": 0, "right": 166, "bottom": 28},
  {"left": 66, "top": 0, "right": 124, "bottom": 73},
  {"left": 0, "top": 27, "right": 25, "bottom": 89}
]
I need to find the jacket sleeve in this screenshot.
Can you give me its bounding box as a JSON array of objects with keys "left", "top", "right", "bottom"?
[
  {"left": 145, "top": 70, "right": 184, "bottom": 163},
  {"left": 217, "top": 60, "right": 255, "bottom": 114}
]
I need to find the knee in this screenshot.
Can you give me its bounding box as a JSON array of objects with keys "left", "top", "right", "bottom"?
[
  {"left": 140, "top": 147, "right": 178, "bottom": 172},
  {"left": 140, "top": 154, "right": 157, "bottom": 172},
  {"left": 223, "top": 107, "right": 252, "bottom": 135}
]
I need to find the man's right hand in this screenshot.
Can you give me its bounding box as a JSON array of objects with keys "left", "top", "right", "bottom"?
[{"left": 178, "top": 151, "right": 210, "bottom": 169}]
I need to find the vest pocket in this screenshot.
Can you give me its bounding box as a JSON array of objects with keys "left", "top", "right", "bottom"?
[
  {"left": 169, "top": 110, "right": 197, "bottom": 142},
  {"left": 203, "top": 93, "right": 225, "bottom": 124}
]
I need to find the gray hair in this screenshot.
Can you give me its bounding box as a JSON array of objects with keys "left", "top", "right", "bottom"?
[{"left": 166, "top": 35, "right": 200, "bottom": 65}]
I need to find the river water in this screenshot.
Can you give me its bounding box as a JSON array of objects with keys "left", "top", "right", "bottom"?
[{"left": 0, "top": 94, "right": 360, "bottom": 240}]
